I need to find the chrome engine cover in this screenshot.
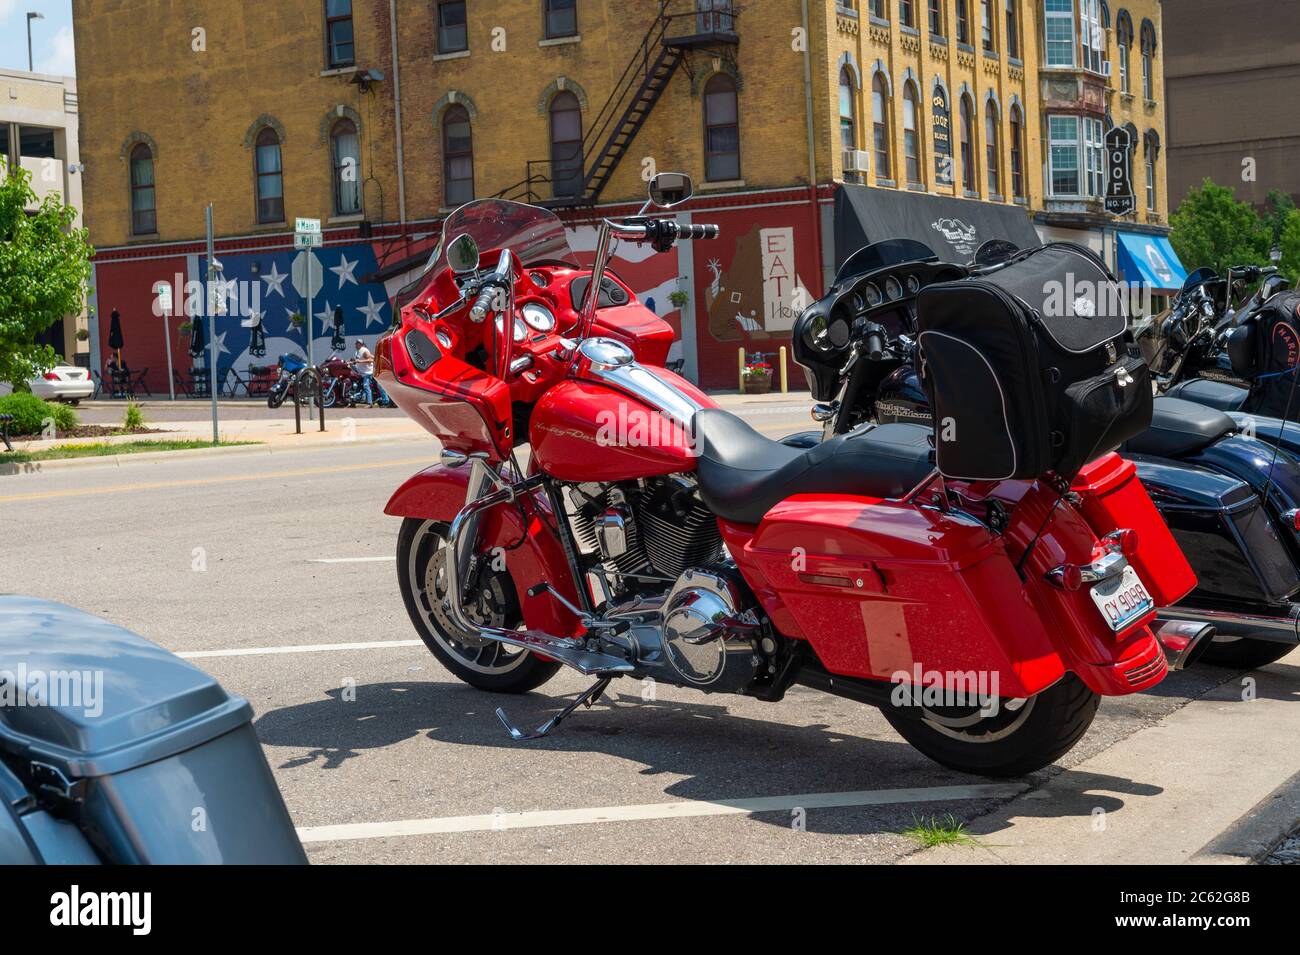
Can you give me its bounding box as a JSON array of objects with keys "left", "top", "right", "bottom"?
[{"left": 660, "top": 568, "right": 756, "bottom": 686}]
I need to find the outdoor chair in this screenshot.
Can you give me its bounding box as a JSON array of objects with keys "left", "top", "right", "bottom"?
[
  {"left": 129, "top": 368, "right": 151, "bottom": 397},
  {"left": 173, "top": 369, "right": 193, "bottom": 398},
  {"left": 90, "top": 369, "right": 105, "bottom": 399},
  {"left": 219, "top": 366, "right": 248, "bottom": 397}
]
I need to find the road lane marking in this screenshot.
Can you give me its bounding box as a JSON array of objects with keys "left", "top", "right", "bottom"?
[
  {"left": 308, "top": 556, "right": 397, "bottom": 563},
  {"left": 0, "top": 456, "right": 433, "bottom": 503},
  {"left": 178, "top": 639, "right": 422, "bottom": 659},
  {"left": 295, "top": 784, "right": 1026, "bottom": 842}
]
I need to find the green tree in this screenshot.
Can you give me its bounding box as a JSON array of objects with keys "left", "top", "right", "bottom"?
[
  {"left": 1260, "top": 189, "right": 1297, "bottom": 250},
  {"left": 0, "top": 167, "right": 93, "bottom": 386},
  {"left": 1277, "top": 208, "right": 1300, "bottom": 285},
  {"left": 1169, "top": 179, "right": 1270, "bottom": 276}
]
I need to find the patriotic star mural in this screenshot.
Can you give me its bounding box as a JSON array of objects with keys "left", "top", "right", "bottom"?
[{"left": 200, "top": 243, "right": 391, "bottom": 371}]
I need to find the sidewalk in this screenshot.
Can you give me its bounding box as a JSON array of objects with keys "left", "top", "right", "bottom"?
[{"left": 902, "top": 647, "right": 1300, "bottom": 865}]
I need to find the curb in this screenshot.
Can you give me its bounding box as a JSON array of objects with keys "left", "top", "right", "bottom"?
[
  {"left": 0, "top": 431, "right": 430, "bottom": 475},
  {"left": 1189, "top": 769, "right": 1300, "bottom": 864}
]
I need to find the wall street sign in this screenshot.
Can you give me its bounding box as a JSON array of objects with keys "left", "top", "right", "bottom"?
[{"left": 1105, "top": 126, "right": 1136, "bottom": 216}]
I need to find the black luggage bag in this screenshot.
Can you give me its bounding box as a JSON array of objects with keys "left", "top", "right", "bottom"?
[
  {"left": 1237, "top": 289, "right": 1300, "bottom": 420},
  {"left": 916, "top": 243, "right": 1152, "bottom": 481}
]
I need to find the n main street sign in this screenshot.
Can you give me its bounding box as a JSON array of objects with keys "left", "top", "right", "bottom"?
[{"left": 295, "top": 217, "right": 322, "bottom": 249}]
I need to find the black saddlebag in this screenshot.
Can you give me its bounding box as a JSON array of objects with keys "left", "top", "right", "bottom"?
[
  {"left": 1242, "top": 290, "right": 1300, "bottom": 419},
  {"left": 916, "top": 242, "right": 1152, "bottom": 481}
]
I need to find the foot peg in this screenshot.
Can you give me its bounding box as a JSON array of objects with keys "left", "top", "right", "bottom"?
[{"left": 496, "top": 676, "right": 612, "bottom": 741}]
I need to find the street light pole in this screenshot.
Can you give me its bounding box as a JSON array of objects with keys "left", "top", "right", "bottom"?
[
  {"left": 206, "top": 204, "right": 221, "bottom": 445},
  {"left": 26, "top": 12, "right": 44, "bottom": 72}
]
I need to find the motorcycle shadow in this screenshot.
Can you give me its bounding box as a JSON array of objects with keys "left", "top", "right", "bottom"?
[{"left": 252, "top": 679, "right": 1173, "bottom": 837}]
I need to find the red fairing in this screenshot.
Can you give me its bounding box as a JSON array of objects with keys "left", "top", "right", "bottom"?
[
  {"left": 530, "top": 379, "right": 704, "bottom": 483},
  {"left": 723, "top": 495, "right": 1065, "bottom": 700},
  {"left": 384, "top": 464, "right": 585, "bottom": 639}
]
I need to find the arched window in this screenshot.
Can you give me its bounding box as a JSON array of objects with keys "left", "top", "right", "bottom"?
[
  {"left": 1005, "top": 0, "right": 1019, "bottom": 58},
  {"left": 254, "top": 127, "right": 284, "bottom": 224},
  {"left": 1100, "top": 0, "right": 1110, "bottom": 28},
  {"left": 839, "top": 67, "right": 857, "bottom": 153},
  {"left": 903, "top": 81, "right": 922, "bottom": 185},
  {"left": 549, "top": 90, "right": 584, "bottom": 197},
  {"left": 959, "top": 94, "right": 975, "bottom": 193},
  {"left": 1140, "top": 18, "right": 1157, "bottom": 100},
  {"left": 980, "top": 0, "right": 995, "bottom": 52},
  {"left": 1144, "top": 128, "right": 1160, "bottom": 211},
  {"left": 872, "top": 72, "right": 892, "bottom": 181},
  {"left": 129, "top": 143, "right": 156, "bottom": 235},
  {"left": 331, "top": 119, "right": 361, "bottom": 215},
  {"left": 985, "top": 100, "right": 1001, "bottom": 195},
  {"left": 1116, "top": 10, "right": 1133, "bottom": 93},
  {"left": 1009, "top": 103, "right": 1025, "bottom": 198},
  {"left": 704, "top": 73, "right": 740, "bottom": 182},
  {"left": 442, "top": 105, "right": 474, "bottom": 207}
]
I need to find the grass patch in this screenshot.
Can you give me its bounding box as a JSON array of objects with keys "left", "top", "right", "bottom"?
[
  {"left": 3, "top": 439, "right": 260, "bottom": 464},
  {"left": 902, "top": 813, "right": 978, "bottom": 848}
]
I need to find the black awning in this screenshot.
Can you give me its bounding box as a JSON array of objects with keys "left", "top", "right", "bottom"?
[{"left": 834, "top": 184, "right": 1042, "bottom": 269}]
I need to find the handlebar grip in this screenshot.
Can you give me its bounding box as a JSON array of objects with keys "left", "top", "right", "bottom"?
[
  {"left": 679, "top": 223, "right": 720, "bottom": 240},
  {"left": 865, "top": 333, "right": 885, "bottom": 361},
  {"left": 468, "top": 286, "right": 497, "bottom": 324}
]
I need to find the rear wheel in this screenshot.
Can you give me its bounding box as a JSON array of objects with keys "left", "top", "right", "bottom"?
[
  {"left": 881, "top": 674, "right": 1099, "bottom": 777},
  {"left": 396, "top": 518, "right": 560, "bottom": 693},
  {"left": 1200, "top": 636, "right": 1295, "bottom": 669}
]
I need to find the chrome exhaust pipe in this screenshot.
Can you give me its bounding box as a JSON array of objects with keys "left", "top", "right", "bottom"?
[
  {"left": 1158, "top": 605, "right": 1300, "bottom": 646},
  {"left": 1153, "top": 620, "right": 1215, "bottom": 671}
]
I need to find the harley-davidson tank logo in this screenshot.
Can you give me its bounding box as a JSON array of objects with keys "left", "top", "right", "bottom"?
[
  {"left": 1272, "top": 322, "right": 1300, "bottom": 370},
  {"left": 875, "top": 401, "right": 933, "bottom": 424}
]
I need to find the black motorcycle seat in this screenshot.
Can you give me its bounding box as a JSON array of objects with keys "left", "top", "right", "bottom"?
[
  {"left": 1122, "top": 397, "right": 1236, "bottom": 458},
  {"left": 693, "top": 409, "right": 935, "bottom": 525},
  {"left": 1165, "top": 378, "right": 1248, "bottom": 412}
]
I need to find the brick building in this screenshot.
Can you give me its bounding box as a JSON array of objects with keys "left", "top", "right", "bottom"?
[{"left": 70, "top": 0, "right": 1177, "bottom": 392}]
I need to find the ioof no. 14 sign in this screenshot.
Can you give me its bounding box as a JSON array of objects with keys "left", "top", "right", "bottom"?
[{"left": 1105, "top": 126, "right": 1135, "bottom": 216}]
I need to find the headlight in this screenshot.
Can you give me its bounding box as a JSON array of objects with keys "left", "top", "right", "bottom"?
[{"left": 521, "top": 302, "right": 556, "bottom": 333}]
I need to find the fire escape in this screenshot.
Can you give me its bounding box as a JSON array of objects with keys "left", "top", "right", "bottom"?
[{"left": 496, "top": 1, "right": 740, "bottom": 208}]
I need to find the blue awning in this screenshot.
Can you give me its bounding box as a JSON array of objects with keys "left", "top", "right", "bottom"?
[{"left": 1116, "top": 232, "right": 1188, "bottom": 292}]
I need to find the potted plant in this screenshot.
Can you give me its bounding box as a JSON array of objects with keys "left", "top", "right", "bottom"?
[
  {"left": 669, "top": 289, "right": 690, "bottom": 310},
  {"left": 288, "top": 312, "right": 306, "bottom": 328},
  {"left": 178, "top": 320, "right": 193, "bottom": 336},
  {"left": 743, "top": 360, "right": 773, "bottom": 395}
]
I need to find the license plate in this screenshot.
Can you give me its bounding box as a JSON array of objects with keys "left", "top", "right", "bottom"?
[{"left": 1089, "top": 564, "right": 1154, "bottom": 632}]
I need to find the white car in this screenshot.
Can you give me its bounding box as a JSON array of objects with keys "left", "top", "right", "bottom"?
[{"left": 0, "top": 362, "right": 95, "bottom": 404}]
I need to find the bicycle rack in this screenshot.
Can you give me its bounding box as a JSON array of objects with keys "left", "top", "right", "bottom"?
[{"left": 292, "top": 368, "right": 326, "bottom": 435}]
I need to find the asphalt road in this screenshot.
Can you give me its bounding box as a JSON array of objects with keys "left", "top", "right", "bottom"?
[{"left": 0, "top": 406, "right": 1272, "bottom": 864}]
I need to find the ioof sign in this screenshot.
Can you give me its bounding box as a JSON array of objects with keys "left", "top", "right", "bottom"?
[{"left": 1104, "top": 126, "right": 1135, "bottom": 216}]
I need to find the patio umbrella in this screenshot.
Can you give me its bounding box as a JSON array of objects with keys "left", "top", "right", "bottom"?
[
  {"left": 108, "top": 308, "right": 124, "bottom": 361},
  {"left": 243, "top": 311, "right": 267, "bottom": 357},
  {"left": 188, "top": 316, "right": 206, "bottom": 359},
  {"left": 330, "top": 305, "right": 345, "bottom": 351}
]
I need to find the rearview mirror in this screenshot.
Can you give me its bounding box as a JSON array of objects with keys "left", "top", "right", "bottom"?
[
  {"left": 446, "top": 233, "right": 480, "bottom": 274},
  {"left": 648, "top": 172, "right": 693, "bottom": 209}
]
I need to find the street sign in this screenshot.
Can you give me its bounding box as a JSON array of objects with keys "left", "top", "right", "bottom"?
[
  {"left": 1105, "top": 126, "right": 1136, "bottom": 216},
  {"left": 294, "top": 231, "right": 323, "bottom": 249},
  {"left": 295, "top": 217, "right": 321, "bottom": 235}
]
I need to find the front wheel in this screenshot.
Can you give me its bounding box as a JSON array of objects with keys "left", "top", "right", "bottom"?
[
  {"left": 319, "top": 379, "right": 338, "bottom": 409},
  {"left": 267, "top": 386, "right": 287, "bottom": 409},
  {"left": 881, "top": 673, "right": 1099, "bottom": 777},
  {"left": 396, "top": 518, "right": 561, "bottom": 694},
  {"left": 1200, "top": 636, "right": 1295, "bottom": 669}
]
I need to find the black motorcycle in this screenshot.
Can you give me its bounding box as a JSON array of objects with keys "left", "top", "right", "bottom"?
[{"left": 786, "top": 239, "right": 1300, "bottom": 671}]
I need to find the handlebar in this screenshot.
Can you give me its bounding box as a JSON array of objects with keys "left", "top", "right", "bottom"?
[
  {"left": 609, "top": 218, "right": 720, "bottom": 252},
  {"left": 469, "top": 249, "right": 516, "bottom": 323}
]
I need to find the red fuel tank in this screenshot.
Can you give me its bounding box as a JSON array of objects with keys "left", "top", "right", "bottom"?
[{"left": 530, "top": 378, "right": 706, "bottom": 483}]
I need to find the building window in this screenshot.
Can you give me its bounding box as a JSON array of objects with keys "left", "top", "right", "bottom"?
[
  {"left": 1080, "top": 0, "right": 1104, "bottom": 73},
  {"left": 331, "top": 119, "right": 361, "bottom": 215},
  {"left": 1048, "top": 114, "right": 1079, "bottom": 195},
  {"left": 1140, "top": 18, "right": 1156, "bottom": 99},
  {"left": 129, "top": 143, "right": 156, "bottom": 235},
  {"left": 900, "top": 0, "right": 915, "bottom": 28},
  {"left": 324, "top": 0, "right": 354, "bottom": 68},
  {"left": 839, "top": 67, "right": 857, "bottom": 152},
  {"left": 1009, "top": 104, "right": 1025, "bottom": 198},
  {"left": 981, "top": 0, "right": 995, "bottom": 52},
  {"left": 1085, "top": 115, "right": 1104, "bottom": 196},
  {"left": 1117, "top": 9, "right": 1133, "bottom": 92},
  {"left": 437, "top": 1, "right": 468, "bottom": 54},
  {"left": 1044, "top": 0, "right": 1074, "bottom": 67},
  {"left": 929, "top": 0, "right": 944, "bottom": 35},
  {"left": 959, "top": 94, "right": 975, "bottom": 192},
  {"left": 1005, "top": 0, "right": 1019, "bottom": 57},
  {"left": 550, "top": 90, "right": 584, "bottom": 196},
  {"left": 985, "top": 101, "right": 1001, "bottom": 195},
  {"left": 254, "top": 128, "right": 284, "bottom": 224},
  {"left": 872, "top": 73, "right": 892, "bottom": 181},
  {"left": 1144, "top": 129, "right": 1159, "bottom": 211},
  {"left": 903, "top": 81, "right": 922, "bottom": 185},
  {"left": 544, "top": 0, "right": 578, "bottom": 38},
  {"left": 868, "top": 0, "right": 886, "bottom": 18},
  {"left": 956, "top": 0, "right": 971, "bottom": 43},
  {"left": 442, "top": 106, "right": 474, "bottom": 206},
  {"left": 703, "top": 73, "right": 741, "bottom": 181}
]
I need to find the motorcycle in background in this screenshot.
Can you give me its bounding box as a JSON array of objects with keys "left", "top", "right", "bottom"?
[
  {"left": 266, "top": 353, "right": 320, "bottom": 410},
  {"left": 374, "top": 174, "right": 1195, "bottom": 778},
  {"left": 788, "top": 239, "right": 1300, "bottom": 671},
  {"left": 319, "top": 351, "right": 395, "bottom": 409}
]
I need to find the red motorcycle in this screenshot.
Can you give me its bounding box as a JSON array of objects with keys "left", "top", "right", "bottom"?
[
  {"left": 376, "top": 175, "right": 1197, "bottom": 776},
  {"left": 318, "top": 351, "right": 394, "bottom": 408}
]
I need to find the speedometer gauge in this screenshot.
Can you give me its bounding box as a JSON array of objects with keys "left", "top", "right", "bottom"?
[
  {"left": 885, "top": 276, "right": 903, "bottom": 301},
  {"left": 495, "top": 314, "right": 527, "bottom": 343},
  {"left": 521, "top": 302, "right": 556, "bottom": 333},
  {"left": 906, "top": 274, "right": 922, "bottom": 294},
  {"left": 861, "top": 283, "right": 883, "bottom": 308}
]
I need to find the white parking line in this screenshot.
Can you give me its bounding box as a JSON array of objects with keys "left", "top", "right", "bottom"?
[
  {"left": 308, "top": 556, "right": 396, "bottom": 563},
  {"left": 178, "top": 639, "right": 422, "bottom": 659},
  {"left": 295, "top": 783, "right": 1026, "bottom": 843}
]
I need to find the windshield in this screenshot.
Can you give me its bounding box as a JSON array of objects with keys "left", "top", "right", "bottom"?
[
  {"left": 394, "top": 200, "right": 581, "bottom": 310},
  {"left": 835, "top": 239, "right": 938, "bottom": 285},
  {"left": 1180, "top": 267, "right": 1218, "bottom": 293}
]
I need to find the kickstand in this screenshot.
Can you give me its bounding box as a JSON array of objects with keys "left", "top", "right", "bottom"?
[{"left": 495, "top": 677, "right": 612, "bottom": 741}]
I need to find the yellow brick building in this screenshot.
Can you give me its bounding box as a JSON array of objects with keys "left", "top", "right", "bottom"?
[{"left": 70, "top": 0, "right": 1177, "bottom": 390}]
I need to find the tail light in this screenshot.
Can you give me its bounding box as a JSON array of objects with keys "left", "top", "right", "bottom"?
[
  {"left": 43, "top": 372, "right": 60, "bottom": 381},
  {"left": 1284, "top": 508, "right": 1300, "bottom": 532},
  {"left": 1106, "top": 528, "right": 1139, "bottom": 557}
]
